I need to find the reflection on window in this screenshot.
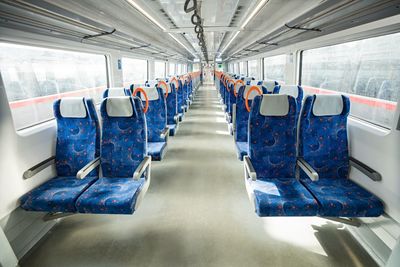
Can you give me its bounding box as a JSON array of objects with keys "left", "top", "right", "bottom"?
[
  {"left": 239, "top": 61, "right": 247, "bottom": 76},
  {"left": 122, "top": 57, "right": 147, "bottom": 85},
  {"left": 264, "top": 55, "right": 286, "bottom": 83},
  {"left": 155, "top": 61, "right": 165, "bottom": 79},
  {"left": 302, "top": 33, "right": 400, "bottom": 129},
  {"left": 248, "top": 60, "right": 258, "bottom": 79},
  {"left": 183, "top": 64, "right": 187, "bottom": 73},
  {"left": 169, "top": 63, "right": 176, "bottom": 76},
  {"left": 0, "top": 43, "right": 107, "bottom": 130}
]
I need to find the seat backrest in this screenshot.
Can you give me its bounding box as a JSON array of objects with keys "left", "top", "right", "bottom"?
[
  {"left": 129, "top": 84, "right": 146, "bottom": 94},
  {"left": 161, "top": 82, "right": 178, "bottom": 125},
  {"left": 100, "top": 96, "right": 147, "bottom": 178},
  {"left": 277, "top": 85, "right": 303, "bottom": 112},
  {"left": 235, "top": 85, "right": 266, "bottom": 142},
  {"left": 262, "top": 80, "right": 279, "bottom": 93},
  {"left": 138, "top": 87, "right": 167, "bottom": 142},
  {"left": 298, "top": 94, "right": 350, "bottom": 179},
  {"left": 54, "top": 97, "right": 100, "bottom": 177},
  {"left": 249, "top": 94, "right": 298, "bottom": 179},
  {"left": 103, "top": 87, "right": 131, "bottom": 98},
  {"left": 244, "top": 77, "right": 253, "bottom": 85},
  {"left": 177, "top": 79, "right": 185, "bottom": 112}
]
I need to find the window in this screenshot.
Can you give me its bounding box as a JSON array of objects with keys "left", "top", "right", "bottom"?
[
  {"left": 193, "top": 63, "right": 200, "bottom": 72},
  {"left": 154, "top": 61, "right": 165, "bottom": 79},
  {"left": 169, "top": 62, "right": 176, "bottom": 76},
  {"left": 301, "top": 33, "right": 400, "bottom": 129},
  {"left": 229, "top": 63, "right": 233, "bottom": 73},
  {"left": 248, "top": 60, "right": 258, "bottom": 79},
  {"left": 122, "top": 57, "right": 147, "bottom": 85},
  {"left": 263, "top": 54, "right": 286, "bottom": 83},
  {"left": 183, "top": 64, "right": 187, "bottom": 73},
  {"left": 177, "top": 64, "right": 182, "bottom": 75},
  {"left": 239, "top": 61, "right": 247, "bottom": 76},
  {"left": 0, "top": 43, "right": 107, "bottom": 130},
  {"left": 234, "top": 63, "right": 239, "bottom": 75}
]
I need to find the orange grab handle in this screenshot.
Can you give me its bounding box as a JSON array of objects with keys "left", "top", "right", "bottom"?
[
  {"left": 234, "top": 80, "right": 245, "bottom": 97},
  {"left": 157, "top": 81, "right": 168, "bottom": 98},
  {"left": 171, "top": 77, "right": 179, "bottom": 91},
  {"left": 226, "top": 79, "right": 234, "bottom": 92},
  {"left": 245, "top": 86, "right": 263, "bottom": 112},
  {"left": 133, "top": 87, "right": 149, "bottom": 113}
]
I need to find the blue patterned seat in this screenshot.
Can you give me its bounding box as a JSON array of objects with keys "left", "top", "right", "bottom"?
[
  {"left": 76, "top": 96, "right": 151, "bottom": 214},
  {"left": 138, "top": 87, "right": 168, "bottom": 161},
  {"left": 159, "top": 81, "right": 179, "bottom": 136},
  {"left": 276, "top": 85, "right": 303, "bottom": 113},
  {"left": 245, "top": 94, "right": 319, "bottom": 216},
  {"left": 177, "top": 79, "right": 185, "bottom": 117},
  {"left": 20, "top": 97, "right": 100, "bottom": 213},
  {"left": 298, "top": 94, "right": 384, "bottom": 217},
  {"left": 234, "top": 85, "right": 267, "bottom": 160}
]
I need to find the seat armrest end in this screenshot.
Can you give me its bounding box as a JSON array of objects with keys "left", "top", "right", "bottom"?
[
  {"left": 23, "top": 156, "right": 56, "bottom": 180},
  {"left": 76, "top": 157, "right": 100, "bottom": 179},
  {"left": 133, "top": 156, "right": 152, "bottom": 181},
  {"left": 297, "top": 158, "right": 319, "bottom": 181},
  {"left": 244, "top": 156, "right": 257, "bottom": 181}
]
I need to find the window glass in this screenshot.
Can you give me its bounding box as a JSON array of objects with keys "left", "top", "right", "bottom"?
[
  {"left": 177, "top": 64, "right": 182, "bottom": 75},
  {"left": 169, "top": 63, "right": 176, "bottom": 76},
  {"left": 228, "top": 63, "right": 233, "bottom": 73},
  {"left": 263, "top": 54, "right": 286, "bottom": 83},
  {"left": 193, "top": 63, "right": 200, "bottom": 72},
  {"left": 234, "top": 63, "right": 239, "bottom": 75},
  {"left": 183, "top": 64, "right": 187, "bottom": 73},
  {"left": 0, "top": 43, "right": 107, "bottom": 130},
  {"left": 239, "top": 61, "right": 247, "bottom": 76},
  {"left": 248, "top": 60, "right": 258, "bottom": 79},
  {"left": 154, "top": 61, "right": 165, "bottom": 79},
  {"left": 122, "top": 57, "right": 147, "bottom": 85},
  {"left": 301, "top": 33, "right": 400, "bottom": 128}
]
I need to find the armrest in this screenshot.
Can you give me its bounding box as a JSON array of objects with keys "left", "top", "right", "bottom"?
[
  {"left": 232, "top": 104, "right": 236, "bottom": 137},
  {"left": 297, "top": 158, "right": 319, "bottom": 181},
  {"left": 160, "top": 126, "right": 170, "bottom": 139},
  {"left": 76, "top": 157, "right": 100, "bottom": 179},
  {"left": 133, "top": 156, "right": 151, "bottom": 181},
  {"left": 174, "top": 114, "right": 180, "bottom": 124},
  {"left": 244, "top": 156, "right": 257, "bottom": 181},
  {"left": 23, "top": 156, "right": 56, "bottom": 180},
  {"left": 350, "top": 157, "right": 382, "bottom": 181}
]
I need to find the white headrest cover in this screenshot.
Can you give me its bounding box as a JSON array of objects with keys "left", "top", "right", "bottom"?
[
  {"left": 147, "top": 81, "right": 157, "bottom": 87},
  {"left": 259, "top": 95, "right": 289, "bottom": 116},
  {"left": 243, "top": 85, "right": 262, "bottom": 100},
  {"left": 108, "top": 87, "right": 127, "bottom": 97},
  {"left": 142, "top": 87, "right": 159, "bottom": 101},
  {"left": 250, "top": 80, "right": 259, "bottom": 85},
  {"left": 279, "top": 85, "right": 299, "bottom": 98},
  {"left": 106, "top": 97, "right": 133, "bottom": 117},
  {"left": 244, "top": 77, "right": 252, "bottom": 82},
  {"left": 312, "top": 95, "right": 343, "bottom": 116},
  {"left": 262, "top": 81, "right": 276, "bottom": 92},
  {"left": 60, "top": 97, "right": 87, "bottom": 118},
  {"left": 132, "top": 84, "right": 145, "bottom": 90}
]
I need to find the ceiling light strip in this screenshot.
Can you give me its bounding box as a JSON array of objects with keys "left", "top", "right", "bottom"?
[{"left": 125, "top": 0, "right": 166, "bottom": 31}]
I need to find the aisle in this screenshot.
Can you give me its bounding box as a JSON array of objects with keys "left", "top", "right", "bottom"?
[{"left": 21, "top": 85, "right": 377, "bottom": 267}]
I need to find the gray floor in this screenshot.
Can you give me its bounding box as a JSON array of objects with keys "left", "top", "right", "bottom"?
[{"left": 21, "top": 84, "right": 378, "bottom": 267}]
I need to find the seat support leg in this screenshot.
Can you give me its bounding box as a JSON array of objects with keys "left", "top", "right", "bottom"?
[
  {"left": 43, "top": 212, "right": 74, "bottom": 222},
  {"left": 322, "top": 217, "right": 361, "bottom": 227}
]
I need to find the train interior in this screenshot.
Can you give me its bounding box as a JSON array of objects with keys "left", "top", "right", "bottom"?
[{"left": 0, "top": 0, "right": 399, "bottom": 266}]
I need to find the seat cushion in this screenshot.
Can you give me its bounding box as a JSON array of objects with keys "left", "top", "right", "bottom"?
[
  {"left": 75, "top": 177, "right": 145, "bottom": 214},
  {"left": 168, "top": 124, "right": 178, "bottom": 136},
  {"left": 20, "top": 176, "right": 97, "bottom": 213},
  {"left": 148, "top": 142, "right": 167, "bottom": 161},
  {"left": 301, "top": 178, "right": 384, "bottom": 217},
  {"left": 235, "top": 141, "right": 248, "bottom": 160},
  {"left": 249, "top": 178, "right": 319, "bottom": 216}
]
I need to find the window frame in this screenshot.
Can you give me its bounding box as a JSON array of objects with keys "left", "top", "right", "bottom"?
[{"left": 0, "top": 42, "right": 110, "bottom": 131}]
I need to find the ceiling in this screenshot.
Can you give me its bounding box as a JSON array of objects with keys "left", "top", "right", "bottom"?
[{"left": 0, "top": 0, "right": 399, "bottom": 63}]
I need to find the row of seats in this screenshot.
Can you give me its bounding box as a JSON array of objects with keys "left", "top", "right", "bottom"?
[
  {"left": 215, "top": 71, "right": 384, "bottom": 218},
  {"left": 20, "top": 72, "right": 201, "bottom": 215}
]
